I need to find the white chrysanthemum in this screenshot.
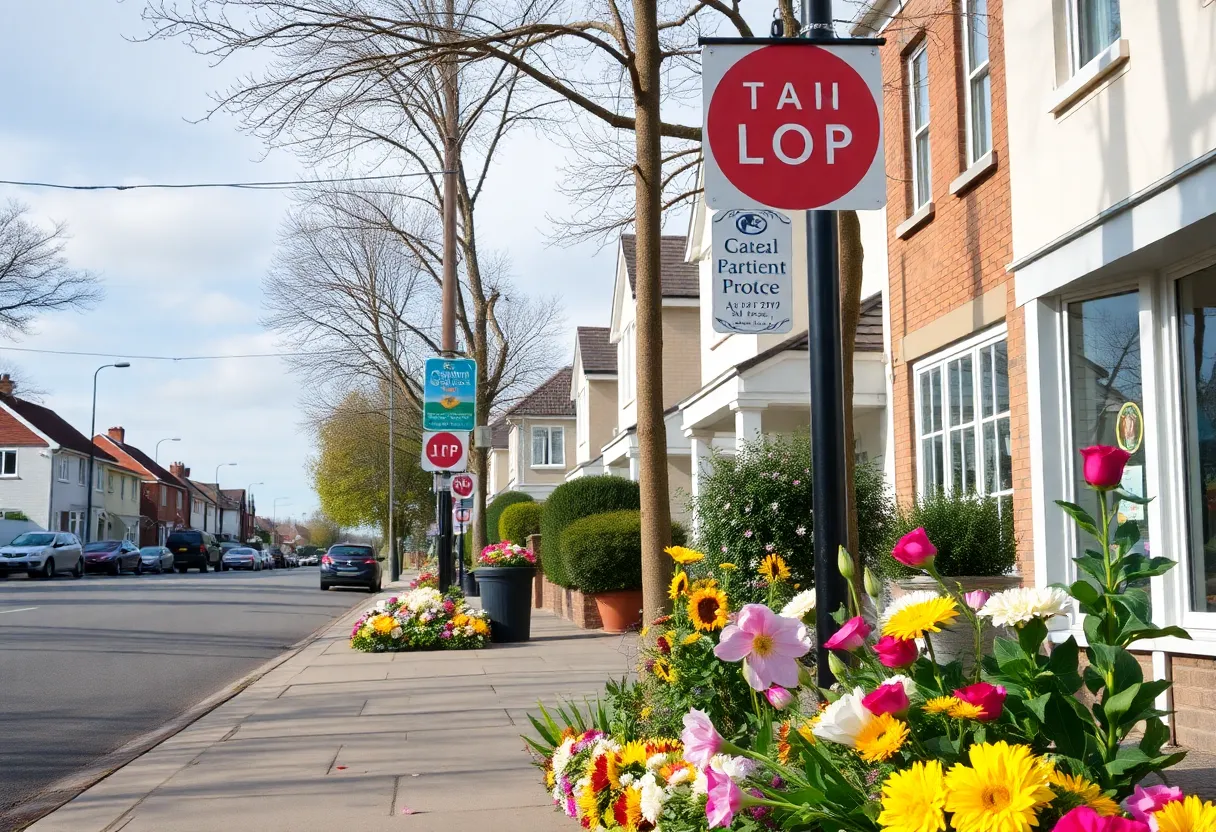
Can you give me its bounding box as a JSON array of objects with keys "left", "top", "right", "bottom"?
[
  {"left": 691, "top": 768, "right": 708, "bottom": 796},
  {"left": 780, "top": 589, "right": 816, "bottom": 620},
  {"left": 645, "top": 752, "right": 668, "bottom": 771},
  {"left": 811, "top": 686, "right": 874, "bottom": 747},
  {"left": 552, "top": 737, "right": 575, "bottom": 777},
  {"left": 639, "top": 774, "right": 665, "bottom": 824},
  {"left": 709, "top": 755, "right": 757, "bottom": 782},
  {"left": 619, "top": 772, "right": 635, "bottom": 787},
  {"left": 389, "top": 627, "right": 403, "bottom": 640},
  {"left": 592, "top": 737, "right": 621, "bottom": 757},
  {"left": 879, "top": 589, "right": 945, "bottom": 627},
  {"left": 979, "top": 586, "right": 1072, "bottom": 627},
  {"left": 666, "top": 766, "right": 692, "bottom": 787}
]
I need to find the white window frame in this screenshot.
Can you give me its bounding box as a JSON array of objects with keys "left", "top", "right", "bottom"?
[
  {"left": 57, "top": 457, "right": 70, "bottom": 483},
  {"left": 1065, "top": 0, "right": 1121, "bottom": 75},
  {"left": 176, "top": 490, "right": 183, "bottom": 510},
  {"left": 907, "top": 43, "right": 931, "bottom": 211},
  {"left": 95, "top": 467, "right": 103, "bottom": 492},
  {"left": 530, "top": 425, "right": 566, "bottom": 468},
  {"left": 912, "top": 325, "right": 1012, "bottom": 503},
  {"left": 132, "top": 478, "right": 139, "bottom": 503},
  {"left": 108, "top": 473, "right": 115, "bottom": 493},
  {"left": 77, "top": 458, "right": 86, "bottom": 486},
  {"left": 619, "top": 324, "right": 635, "bottom": 406},
  {"left": 962, "top": 0, "right": 991, "bottom": 165},
  {"left": 160, "top": 485, "right": 167, "bottom": 507},
  {"left": 0, "top": 449, "right": 17, "bottom": 478}
]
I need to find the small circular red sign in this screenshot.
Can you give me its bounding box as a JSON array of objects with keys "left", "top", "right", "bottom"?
[
  {"left": 451, "top": 474, "right": 475, "bottom": 499},
  {"left": 707, "top": 45, "right": 880, "bottom": 210},
  {"left": 425, "top": 432, "right": 464, "bottom": 470}
]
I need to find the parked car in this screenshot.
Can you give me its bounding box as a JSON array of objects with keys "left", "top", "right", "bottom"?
[
  {"left": 319, "top": 543, "right": 383, "bottom": 593},
  {"left": 167, "top": 530, "right": 222, "bottom": 573},
  {"left": 222, "top": 546, "right": 261, "bottom": 571},
  {"left": 138, "top": 545, "right": 174, "bottom": 574},
  {"left": 220, "top": 541, "right": 241, "bottom": 555},
  {"left": 285, "top": 552, "right": 299, "bottom": 568},
  {"left": 260, "top": 549, "right": 276, "bottom": 570},
  {"left": 0, "top": 532, "right": 84, "bottom": 579},
  {"left": 84, "top": 539, "right": 143, "bottom": 575},
  {"left": 298, "top": 554, "right": 317, "bottom": 566}
]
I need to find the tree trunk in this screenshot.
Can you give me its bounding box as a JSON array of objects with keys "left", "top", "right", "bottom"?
[
  {"left": 838, "top": 210, "right": 863, "bottom": 584},
  {"left": 631, "top": 0, "right": 674, "bottom": 621}
]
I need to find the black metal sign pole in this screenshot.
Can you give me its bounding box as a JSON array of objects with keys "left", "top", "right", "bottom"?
[
  {"left": 804, "top": 0, "right": 850, "bottom": 688},
  {"left": 438, "top": 477, "right": 454, "bottom": 591}
]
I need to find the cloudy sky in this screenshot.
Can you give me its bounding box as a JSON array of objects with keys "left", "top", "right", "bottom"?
[{"left": 0, "top": 1, "right": 857, "bottom": 523}]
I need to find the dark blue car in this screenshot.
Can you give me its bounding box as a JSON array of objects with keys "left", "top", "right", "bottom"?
[{"left": 319, "top": 544, "right": 382, "bottom": 593}]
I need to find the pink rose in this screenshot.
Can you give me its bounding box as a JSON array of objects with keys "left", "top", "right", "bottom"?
[
  {"left": 873, "top": 635, "right": 919, "bottom": 668},
  {"left": 681, "top": 708, "right": 723, "bottom": 766},
  {"left": 862, "top": 681, "right": 910, "bottom": 716},
  {"left": 1056, "top": 806, "right": 1150, "bottom": 832},
  {"left": 964, "top": 590, "right": 991, "bottom": 611},
  {"left": 1079, "top": 445, "right": 1131, "bottom": 490},
  {"left": 823, "top": 615, "right": 871, "bottom": 652},
  {"left": 892, "top": 527, "right": 937, "bottom": 568},
  {"left": 706, "top": 767, "right": 743, "bottom": 829},
  {"left": 764, "top": 686, "right": 794, "bottom": 710},
  {"left": 954, "top": 682, "right": 1006, "bottom": 721},
  {"left": 1125, "top": 785, "right": 1184, "bottom": 829}
]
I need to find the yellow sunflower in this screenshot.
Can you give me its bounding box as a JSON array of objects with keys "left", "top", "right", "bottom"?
[
  {"left": 618, "top": 740, "right": 649, "bottom": 770},
  {"left": 948, "top": 700, "right": 986, "bottom": 720},
  {"left": 665, "top": 545, "right": 705, "bottom": 565},
  {"left": 577, "top": 783, "right": 600, "bottom": 828},
  {"left": 855, "top": 712, "right": 910, "bottom": 763},
  {"left": 883, "top": 596, "right": 961, "bottom": 641},
  {"left": 681, "top": 632, "right": 703, "bottom": 646},
  {"left": 797, "top": 713, "right": 822, "bottom": 744},
  {"left": 758, "top": 553, "right": 791, "bottom": 584},
  {"left": 719, "top": 562, "right": 738, "bottom": 571},
  {"left": 944, "top": 742, "right": 1055, "bottom": 832},
  {"left": 879, "top": 760, "right": 948, "bottom": 832},
  {"left": 1047, "top": 771, "right": 1119, "bottom": 817},
  {"left": 1154, "top": 796, "right": 1216, "bottom": 832},
  {"left": 688, "top": 586, "right": 729, "bottom": 631},
  {"left": 925, "top": 696, "right": 961, "bottom": 715},
  {"left": 668, "top": 571, "right": 690, "bottom": 599},
  {"left": 652, "top": 658, "right": 677, "bottom": 683}
]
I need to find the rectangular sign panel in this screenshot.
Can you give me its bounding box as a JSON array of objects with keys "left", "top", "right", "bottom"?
[
  {"left": 711, "top": 208, "right": 793, "bottom": 334},
  {"left": 423, "top": 357, "right": 477, "bottom": 432}
]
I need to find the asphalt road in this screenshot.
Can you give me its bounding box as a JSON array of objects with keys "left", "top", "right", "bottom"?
[{"left": 0, "top": 565, "right": 371, "bottom": 816}]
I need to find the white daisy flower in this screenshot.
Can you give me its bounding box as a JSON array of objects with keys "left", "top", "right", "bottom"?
[
  {"left": 811, "top": 687, "right": 874, "bottom": 748},
  {"left": 980, "top": 586, "right": 1072, "bottom": 628},
  {"left": 640, "top": 775, "right": 666, "bottom": 824},
  {"left": 389, "top": 627, "right": 402, "bottom": 639},
  {"left": 780, "top": 589, "right": 817, "bottom": 620}
]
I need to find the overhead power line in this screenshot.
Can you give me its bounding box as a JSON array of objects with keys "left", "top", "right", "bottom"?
[
  {"left": 0, "top": 345, "right": 342, "bottom": 361},
  {"left": 0, "top": 171, "right": 451, "bottom": 192}
]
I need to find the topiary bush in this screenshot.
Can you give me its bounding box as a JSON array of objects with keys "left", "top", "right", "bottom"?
[
  {"left": 499, "top": 501, "right": 543, "bottom": 546},
  {"left": 485, "top": 491, "right": 533, "bottom": 544},
  {"left": 880, "top": 490, "right": 1016, "bottom": 579},
  {"left": 540, "top": 476, "right": 640, "bottom": 587},
  {"left": 562, "top": 510, "right": 688, "bottom": 594}
]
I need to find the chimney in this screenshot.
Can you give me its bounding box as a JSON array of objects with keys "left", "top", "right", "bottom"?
[
  {"left": 107, "top": 426, "right": 125, "bottom": 443},
  {"left": 183, "top": 467, "right": 190, "bottom": 477},
  {"left": 169, "top": 462, "right": 185, "bottom": 478},
  {"left": 0, "top": 374, "right": 13, "bottom": 397}
]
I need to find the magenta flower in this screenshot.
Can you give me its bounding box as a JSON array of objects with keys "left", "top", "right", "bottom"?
[
  {"left": 1055, "top": 807, "right": 1149, "bottom": 832},
  {"left": 764, "top": 685, "right": 794, "bottom": 710},
  {"left": 714, "top": 604, "right": 812, "bottom": 691},
  {"left": 823, "top": 615, "right": 871, "bottom": 652},
  {"left": 681, "top": 708, "right": 724, "bottom": 766},
  {"left": 706, "top": 767, "right": 743, "bottom": 829},
  {"left": 964, "top": 589, "right": 991, "bottom": 611},
  {"left": 1125, "top": 785, "right": 1184, "bottom": 829},
  {"left": 891, "top": 527, "right": 937, "bottom": 568}
]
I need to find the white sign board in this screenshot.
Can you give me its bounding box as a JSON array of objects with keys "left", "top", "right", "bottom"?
[
  {"left": 701, "top": 42, "right": 885, "bottom": 211},
  {"left": 421, "top": 430, "right": 468, "bottom": 473},
  {"left": 711, "top": 209, "right": 793, "bottom": 334}
]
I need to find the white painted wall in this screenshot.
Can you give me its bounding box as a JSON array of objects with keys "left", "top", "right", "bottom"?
[{"left": 0, "top": 447, "right": 55, "bottom": 528}]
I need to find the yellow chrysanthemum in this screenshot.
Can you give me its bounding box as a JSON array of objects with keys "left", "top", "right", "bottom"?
[
  {"left": 668, "top": 571, "right": 690, "bottom": 599},
  {"left": 452, "top": 613, "right": 470, "bottom": 627},
  {"left": 883, "top": 596, "right": 961, "bottom": 641},
  {"left": 925, "top": 696, "right": 961, "bottom": 715},
  {"left": 652, "top": 658, "right": 677, "bottom": 683},
  {"left": 618, "top": 740, "right": 649, "bottom": 770},
  {"left": 665, "top": 545, "right": 705, "bottom": 565},
  {"left": 371, "top": 614, "right": 395, "bottom": 635},
  {"left": 944, "top": 742, "right": 1055, "bottom": 832},
  {"left": 855, "top": 712, "right": 910, "bottom": 763},
  {"left": 471, "top": 618, "right": 490, "bottom": 635},
  {"left": 688, "top": 586, "right": 729, "bottom": 631},
  {"left": 719, "top": 562, "right": 737, "bottom": 571},
  {"left": 640, "top": 705, "right": 653, "bottom": 719},
  {"left": 1154, "top": 795, "right": 1216, "bottom": 832},
  {"left": 758, "top": 553, "right": 791, "bottom": 584},
  {"left": 948, "top": 701, "right": 986, "bottom": 720},
  {"left": 797, "top": 713, "right": 822, "bottom": 745},
  {"left": 577, "top": 783, "right": 600, "bottom": 828},
  {"left": 879, "top": 760, "right": 948, "bottom": 832},
  {"left": 1047, "top": 771, "right": 1119, "bottom": 817},
  {"left": 681, "top": 632, "right": 703, "bottom": 646},
  {"left": 546, "top": 768, "right": 556, "bottom": 788}
]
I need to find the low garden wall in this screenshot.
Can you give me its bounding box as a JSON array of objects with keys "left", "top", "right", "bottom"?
[{"left": 527, "top": 533, "right": 603, "bottom": 630}]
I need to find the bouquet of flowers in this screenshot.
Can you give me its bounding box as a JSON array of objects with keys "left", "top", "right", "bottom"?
[
  {"left": 479, "top": 540, "right": 537, "bottom": 568},
  {"left": 349, "top": 587, "right": 490, "bottom": 652}
]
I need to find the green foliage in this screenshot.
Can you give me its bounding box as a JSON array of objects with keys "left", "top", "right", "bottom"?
[
  {"left": 498, "top": 500, "right": 543, "bottom": 545},
  {"left": 562, "top": 510, "right": 688, "bottom": 594},
  {"left": 540, "top": 476, "right": 640, "bottom": 587},
  {"left": 485, "top": 491, "right": 533, "bottom": 544},
  {"left": 2, "top": 511, "right": 29, "bottom": 521},
  {"left": 881, "top": 489, "right": 1016, "bottom": 578}
]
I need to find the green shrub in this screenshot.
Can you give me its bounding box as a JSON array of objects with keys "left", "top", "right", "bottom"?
[
  {"left": 880, "top": 490, "right": 1016, "bottom": 579},
  {"left": 499, "top": 501, "right": 543, "bottom": 545},
  {"left": 563, "top": 510, "right": 688, "bottom": 593},
  {"left": 540, "top": 476, "right": 640, "bottom": 587},
  {"left": 485, "top": 491, "right": 533, "bottom": 544}
]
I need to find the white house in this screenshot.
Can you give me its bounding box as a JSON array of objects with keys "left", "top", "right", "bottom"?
[
  {"left": 488, "top": 367, "right": 577, "bottom": 501},
  {"left": 565, "top": 326, "right": 619, "bottom": 481}
]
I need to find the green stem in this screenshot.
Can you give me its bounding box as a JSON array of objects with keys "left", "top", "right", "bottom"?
[
  {"left": 926, "top": 563, "right": 983, "bottom": 681},
  {"left": 1097, "top": 490, "right": 1119, "bottom": 645},
  {"left": 923, "top": 632, "right": 948, "bottom": 695}
]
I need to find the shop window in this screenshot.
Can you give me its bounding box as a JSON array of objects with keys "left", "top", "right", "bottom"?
[{"left": 1178, "top": 271, "right": 1216, "bottom": 613}]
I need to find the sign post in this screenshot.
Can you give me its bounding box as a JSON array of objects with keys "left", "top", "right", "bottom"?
[
  {"left": 701, "top": 14, "right": 884, "bottom": 687},
  {"left": 421, "top": 430, "right": 469, "bottom": 591}
]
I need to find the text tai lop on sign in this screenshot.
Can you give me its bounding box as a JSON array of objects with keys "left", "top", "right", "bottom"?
[{"left": 421, "top": 431, "right": 468, "bottom": 473}]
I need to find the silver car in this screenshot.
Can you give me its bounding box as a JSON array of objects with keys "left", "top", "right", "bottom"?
[
  {"left": 0, "top": 532, "right": 84, "bottom": 580},
  {"left": 222, "top": 547, "right": 261, "bottom": 571},
  {"left": 138, "top": 546, "right": 175, "bottom": 574}
]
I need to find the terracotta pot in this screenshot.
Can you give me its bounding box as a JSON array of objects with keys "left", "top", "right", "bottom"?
[
  {"left": 892, "top": 574, "right": 1023, "bottom": 670},
  {"left": 593, "top": 589, "right": 644, "bottom": 634}
]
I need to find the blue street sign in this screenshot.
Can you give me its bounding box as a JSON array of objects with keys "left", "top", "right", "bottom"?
[{"left": 423, "top": 357, "right": 477, "bottom": 432}]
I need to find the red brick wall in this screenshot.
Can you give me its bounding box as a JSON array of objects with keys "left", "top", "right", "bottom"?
[
  {"left": 882, "top": 0, "right": 1033, "bottom": 580},
  {"left": 1171, "top": 655, "right": 1216, "bottom": 748},
  {"left": 0, "top": 410, "right": 48, "bottom": 447}
]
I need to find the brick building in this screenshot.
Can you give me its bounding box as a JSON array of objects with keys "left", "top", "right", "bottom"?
[{"left": 95, "top": 427, "right": 188, "bottom": 547}]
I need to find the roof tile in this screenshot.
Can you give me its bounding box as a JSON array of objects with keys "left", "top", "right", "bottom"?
[
  {"left": 576, "top": 327, "right": 616, "bottom": 375},
  {"left": 620, "top": 234, "right": 699, "bottom": 298},
  {"left": 505, "top": 367, "right": 576, "bottom": 418}
]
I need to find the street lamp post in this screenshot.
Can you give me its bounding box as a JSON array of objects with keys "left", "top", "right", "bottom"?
[
  {"left": 272, "top": 497, "right": 290, "bottom": 550},
  {"left": 154, "top": 437, "right": 181, "bottom": 465},
  {"left": 85, "top": 362, "right": 131, "bottom": 544},
  {"left": 215, "top": 462, "right": 237, "bottom": 540}
]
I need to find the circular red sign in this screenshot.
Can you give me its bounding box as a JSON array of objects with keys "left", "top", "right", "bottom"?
[
  {"left": 451, "top": 474, "right": 475, "bottom": 499},
  {"left": 425, "top": 432, "right": 464, "bottom": 469},
  {"left": 707, "top": 45, "right": 880, "bottom": 210}
]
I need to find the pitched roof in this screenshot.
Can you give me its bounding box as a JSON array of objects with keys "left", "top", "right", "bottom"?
[
  {"left": 220, "top": 488, "right": 245, "bottom": 511},
  {"left": 735, "top": 294, "right": 885, "bottom": 375},
  {"left": 96, "top": 436, "right": 180, "bottom": 485},
  {"left": 489, "top": 418, "right": 510, "bottom": 449},
  {"left": 620, "top": 234, "right": 699, "bottom": 298},
  {"left": 505, "top": 367, "right": 576, "bottom": 418},
  {"left": 576, "top": 327, "right": 617, "bottom": 375},
  {"left": 179, "top": 477, "right": 215, "bottom": 504},
  {"left": 0, "top": 395, "right": 116, "bottom": 460}
]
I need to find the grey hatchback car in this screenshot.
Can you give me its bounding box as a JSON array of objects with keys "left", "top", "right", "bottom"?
[{"left": 319, "top": 544, "right": 383, "bottom": 593}]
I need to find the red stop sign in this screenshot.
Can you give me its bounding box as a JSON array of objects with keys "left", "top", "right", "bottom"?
[
  {"left": 451, "top": 473, "right": 475, "bottom": 499},
  {"left": 425, "top": 432, "right": 465, "bottom": 470},
  {"left": 706, "top": 45, "right": 881, "bottom": 210}
]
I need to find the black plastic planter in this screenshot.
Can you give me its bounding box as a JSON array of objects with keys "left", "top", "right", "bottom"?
[
  {"left": 461, "top": 569, "right": 480, "bottom": 598},
  {"left": 475, "top": 566, "right": 536, "bottom": 643}
]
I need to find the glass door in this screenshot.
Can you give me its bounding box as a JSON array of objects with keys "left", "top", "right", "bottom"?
[{"left": 1178, "top": 268, "right": 1216, "bottom": 613}]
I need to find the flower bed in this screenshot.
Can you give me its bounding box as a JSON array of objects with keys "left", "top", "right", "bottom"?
[
  {"left": 349, "top": 587, "right": 489, "bottom": 652},
  {"left": 478, "top": 540, "right": 537, "bottom": 568}
]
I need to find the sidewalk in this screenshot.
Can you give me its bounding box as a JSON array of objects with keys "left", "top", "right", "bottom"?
[{"left": 27, "top": 581, "right": 635, "bottom": 832}]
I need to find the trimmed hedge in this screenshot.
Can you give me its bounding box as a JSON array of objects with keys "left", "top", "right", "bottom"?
[
  {"left": 563, "top": 510, "right": 689, "bottom": 593},
  {"left": 499, "top": 501, "right": 543, "bottom": 546},
  {"left": 485, "top": 491, "right": 533, "bottom": 544},
  {"left": 880, "top": 490, "right": 1016, "bottom": 579},
  {"left": 540, "top": 476, "right": 640, "bottom": 587}
]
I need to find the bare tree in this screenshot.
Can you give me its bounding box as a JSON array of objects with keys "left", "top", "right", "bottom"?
[{"left": 0, "top": 202, "right": 102, "bottom": 337}]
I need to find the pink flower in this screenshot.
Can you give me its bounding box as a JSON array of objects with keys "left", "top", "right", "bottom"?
[
  {"left": 764, "top": 686, "right": 794, "bottom": 710},
  {"left": 1055, "top": 806, "right": 1150, "bottom": 832},
  {"left": 892, "top": 527, "right": 937, "bottom": 568},
  {"left": 706, "top": 767, "right": 743, "bottom": 829},
  {"left": 862, "top": 681, "right": 910, "bottom": 716},
  {"left": 964, "top": 589, "right": 991, "bottom": 611},
  {"left": 681, "top": 708, "right": 723, "bottom": 766},
  {"left": 1079, "top": 445, "right": 1132, "bottom": 490},
  {"left": 954, "top": 682, "right": 1006, "bottom": 721},
  {"left": 823, "top": 615, "right": 871, "bottom": 652},
  {"left": 1125, "top": 785, "right": 1184, "bottom": 829},
  {"left": 873, "top": 635, "right": 919, "bottom": 668},
  {"left": 714, "top": 604, "right": 812, "bottom": 691}
]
